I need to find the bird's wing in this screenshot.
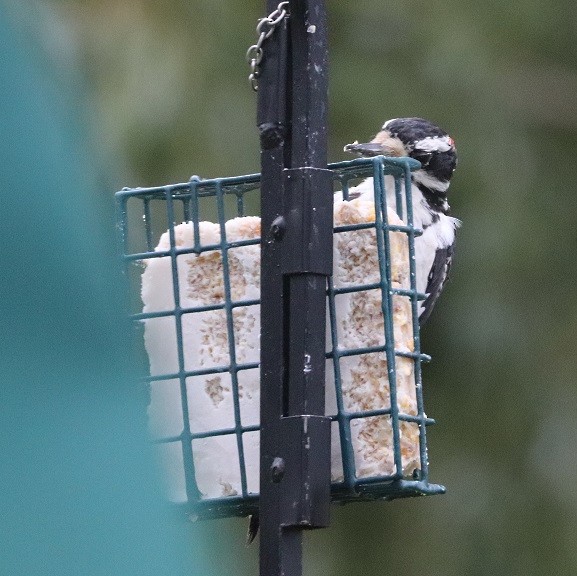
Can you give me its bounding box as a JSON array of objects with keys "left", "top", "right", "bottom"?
[{"left": 419, "top": 240, "right": 455, "bottom": 326}]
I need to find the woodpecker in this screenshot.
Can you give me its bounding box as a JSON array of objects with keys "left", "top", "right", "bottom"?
[
  {"left": 246, "top": 117, "right": 458, "bottom": 545},
  {"left": 343, "top": 117, "right": 459, "bottom": 325}
]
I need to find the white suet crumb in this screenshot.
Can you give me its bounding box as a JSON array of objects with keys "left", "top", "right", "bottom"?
[{"left": 143, "top": 202, "right": 420, "bottom": 501}]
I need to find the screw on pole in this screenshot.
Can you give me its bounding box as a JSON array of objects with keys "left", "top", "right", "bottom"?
[{"left": 257, "top": 1, "right": 332, "bottom": 576}]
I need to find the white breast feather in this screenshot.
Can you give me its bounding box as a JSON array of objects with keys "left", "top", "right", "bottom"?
[{"left": 346, "top": 175, "right": 459, "bottom": 302}]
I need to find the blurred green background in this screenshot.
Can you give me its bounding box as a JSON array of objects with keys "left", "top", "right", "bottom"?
[{"left": 5, "top": 0, "right": 577, "bottom": 574}]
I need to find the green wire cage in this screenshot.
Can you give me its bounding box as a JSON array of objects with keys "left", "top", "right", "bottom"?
[{"left": 116, "top": 155, "right": 445, "bottom": 522}]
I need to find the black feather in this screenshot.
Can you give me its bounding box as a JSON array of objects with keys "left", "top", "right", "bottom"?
[
  {"left": 419, "top": 241, "right": 455, "bottom": 326},
  {"left": 246, "top": 513, "right": 259, "bottom": 545}
]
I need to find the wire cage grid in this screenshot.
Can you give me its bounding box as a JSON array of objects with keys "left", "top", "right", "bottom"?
[{"left": 116, "top": 155, "right": 445, "bottom": 521}]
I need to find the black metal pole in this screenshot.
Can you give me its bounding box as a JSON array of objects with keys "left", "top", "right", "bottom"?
[{"left": 258, "top": 1, "right": 332, "bottom": 576}]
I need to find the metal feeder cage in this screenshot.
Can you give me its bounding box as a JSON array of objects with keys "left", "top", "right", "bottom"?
[
  {"left": 116, "top": 3, "right": 446, "bottom": 575},
  {"left": 116, "top": 155, "right": 445, "bottom": 521}
]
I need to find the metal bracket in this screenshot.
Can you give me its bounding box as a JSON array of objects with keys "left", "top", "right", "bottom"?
[{"left": 282, "top": 167, "right": 333, "bottom": 275}]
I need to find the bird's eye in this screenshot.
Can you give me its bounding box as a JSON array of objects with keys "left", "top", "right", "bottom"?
[{"left": 412, "top": 152, "right": 433, "bottom": 168}]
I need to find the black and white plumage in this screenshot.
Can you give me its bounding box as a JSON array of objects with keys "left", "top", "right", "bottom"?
[{"left": 343, "top": 117, "right": 459, "bottom": 325}]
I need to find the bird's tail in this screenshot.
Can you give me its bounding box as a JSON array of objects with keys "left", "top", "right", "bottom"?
[{"left": 246, "top": 513, "right": 260, "bottom": 546}]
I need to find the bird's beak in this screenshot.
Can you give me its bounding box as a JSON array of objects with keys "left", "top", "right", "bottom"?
[
  {"left": 343, "top": 141, "right": 384, "bottom": 157},
  {"left": 344, "top": 131, "right": 407, "bottom": 158}
]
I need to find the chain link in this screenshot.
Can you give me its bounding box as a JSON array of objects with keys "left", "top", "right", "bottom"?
[{"left": 246, "top": 1, "right": 289, "bottom": 91}]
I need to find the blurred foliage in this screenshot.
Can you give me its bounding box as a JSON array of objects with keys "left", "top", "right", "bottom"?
[{"left": 14, "top": 0, "right": 577, "bottom": 574}]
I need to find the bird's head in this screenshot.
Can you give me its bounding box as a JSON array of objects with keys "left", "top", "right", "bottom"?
[{"left": 344, "top": 117, "right": 457, "bottom": 196}]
